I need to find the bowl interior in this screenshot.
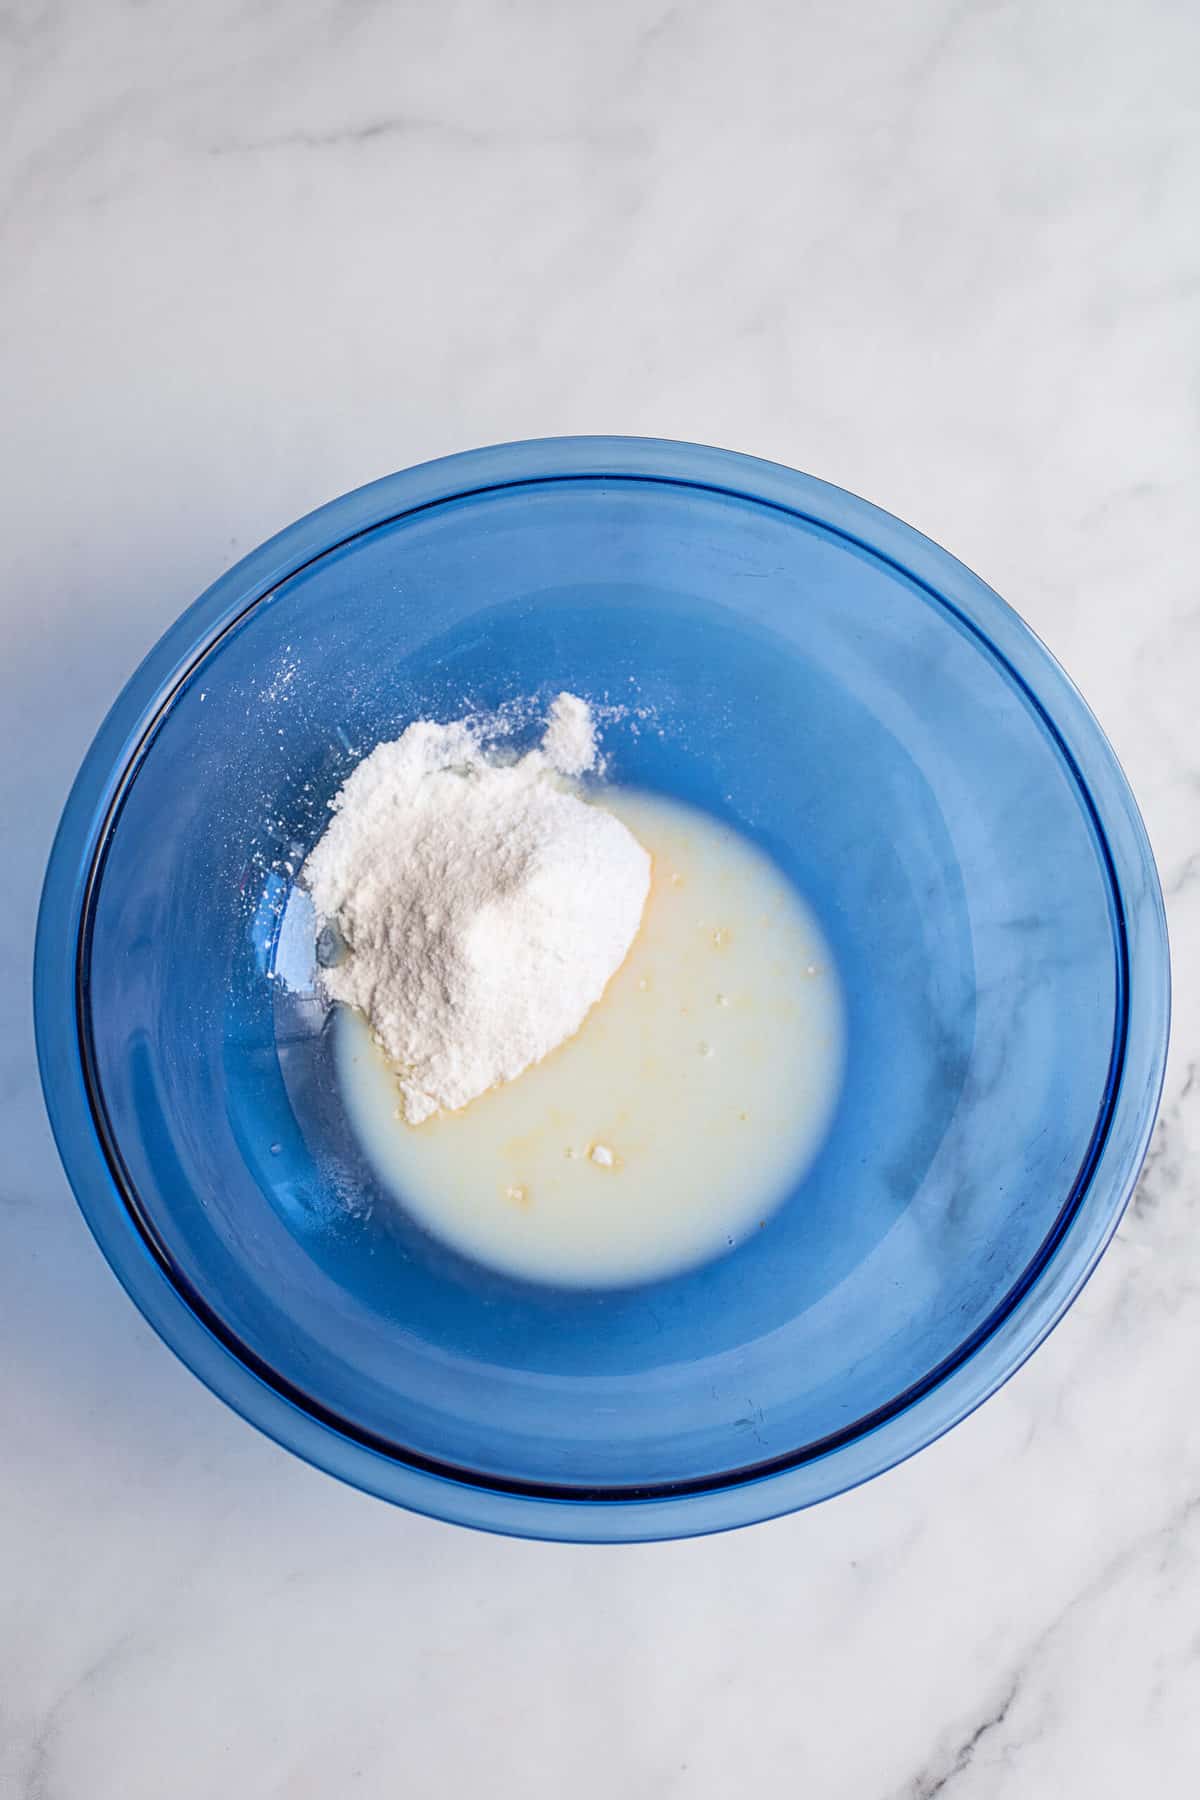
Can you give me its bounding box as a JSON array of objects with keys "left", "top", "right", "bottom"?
[{"left": 83, "top": 476, "right": 1120, "bottom": 1493}]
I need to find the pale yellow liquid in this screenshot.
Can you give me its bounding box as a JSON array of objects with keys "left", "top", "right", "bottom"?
[{"left": 335, "top": 790, "right": 844, "bottom": 1287}]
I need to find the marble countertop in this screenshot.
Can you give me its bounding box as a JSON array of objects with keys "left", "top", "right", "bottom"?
[{"left": 3, "top": 2, "right": 1198, "bottom": 1793}]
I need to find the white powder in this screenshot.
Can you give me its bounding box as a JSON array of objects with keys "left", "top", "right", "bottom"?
[
  {"left": 541, "top": 691, "right": 598, "bottom": 777},
  {"left": 303, "top": 695, "right": 650, "bottom": 1124}
]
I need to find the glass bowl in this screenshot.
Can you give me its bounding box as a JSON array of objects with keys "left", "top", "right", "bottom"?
[{"left": 34, "top": 438, "right": 1169, "bottom": 1540}]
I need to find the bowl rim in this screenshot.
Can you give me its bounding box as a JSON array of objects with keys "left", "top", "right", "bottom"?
[{"left": 34, "top": 435, "right": 1170, "bottom": 1541}]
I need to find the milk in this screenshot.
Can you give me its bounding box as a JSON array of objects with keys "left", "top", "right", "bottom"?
[{"left": 335, "top": 789, "right": 844, "bottom": 1287}]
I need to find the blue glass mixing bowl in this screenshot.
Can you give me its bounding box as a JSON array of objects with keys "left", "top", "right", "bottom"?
[{"left": 34, "top": 438, "right": 1169, "bottom": 1540}]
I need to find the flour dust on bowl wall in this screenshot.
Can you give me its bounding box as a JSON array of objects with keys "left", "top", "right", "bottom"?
[{"left": 34, "top": 438, "right": 1169, "bottom": 1541}]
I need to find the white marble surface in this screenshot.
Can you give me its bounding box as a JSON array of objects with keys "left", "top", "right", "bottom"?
[{"left": 3, "top": 1, "right": 1199, "bottom": 1793}]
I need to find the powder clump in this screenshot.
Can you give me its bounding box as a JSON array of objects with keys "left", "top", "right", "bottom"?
[
  {"left": 303, "top": 694, "right": 649, "bottom": 1124},
  {"left": 541, "top": 690, "right": 598, "bottom": 777}
]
